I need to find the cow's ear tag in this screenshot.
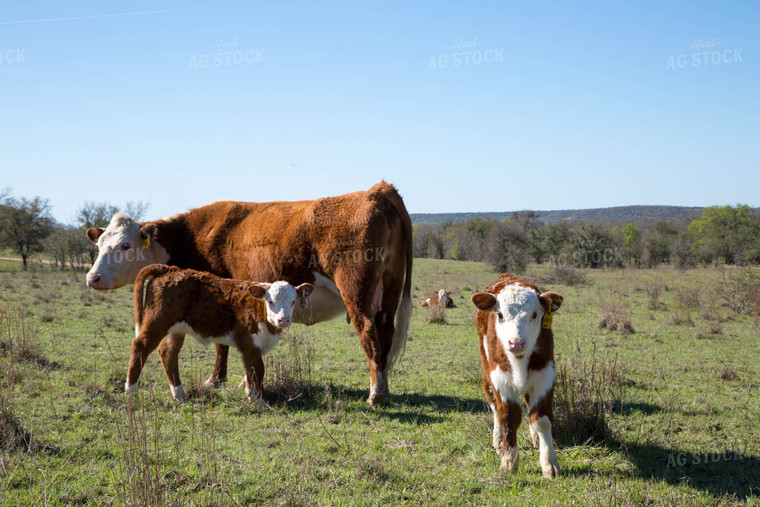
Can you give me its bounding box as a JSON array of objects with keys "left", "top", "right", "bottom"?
[
  {"left": 142, "top": 238, "right": 151, "bottom": 249},
  {"left": 542, "top": 309, "right": 553, "bottom": 329}
]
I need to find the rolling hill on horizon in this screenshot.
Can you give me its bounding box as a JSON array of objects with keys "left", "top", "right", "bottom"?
[{"left": 410, "top": 205, "right": 706, "bottom": 226}]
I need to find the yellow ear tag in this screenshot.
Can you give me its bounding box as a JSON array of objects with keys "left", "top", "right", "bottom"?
[
  {"left": 542, "top": 310, "right": 553, "bottom": 329},
  {"left": 142, "top": 238, "right": 150, "bottom": 249}
]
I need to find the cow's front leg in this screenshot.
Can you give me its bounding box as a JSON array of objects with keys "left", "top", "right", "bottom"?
[
  {"left": 529, "top": 391, "right": 560, "bottom": 478},
  {"left": 157, "top": 333, "right": 187, "bottom": 401},
  {"left": 497, "top": 399, "right": 523, "bottom": 474},
  {"left": 204, "top": 344, "right": 229, "bottom": 387}
]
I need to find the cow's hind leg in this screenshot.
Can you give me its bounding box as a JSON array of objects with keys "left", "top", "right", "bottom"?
[
  {"left": 204, "top": 344, "right": 229, "bottom": 388},
  {"left": 157, "top": 332, "right": 187, "bottom": 401}
]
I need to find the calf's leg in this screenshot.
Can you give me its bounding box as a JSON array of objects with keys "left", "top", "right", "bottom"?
[
  {"left": 529, "top": 389, "right": 560, "bottom": 478},
  {"left": 237, "top": 339, "right": 266, "bottom": 402},
  {"left": 495, "top": 397, "right": 523, "bottom": 474},
  {"left": 157, "top": 332, "right": 187, "bottom": 401},
  {"left": 126, "top": 326, "right": 166, "bottom": 394}
]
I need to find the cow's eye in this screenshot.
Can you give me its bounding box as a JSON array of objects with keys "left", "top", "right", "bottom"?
[
  {"left": 496, "top": 312, "right": 504, "bottom": 321},
  {"left": 121, "top": 243, "right": 131, "bottom": 250},
  {"left": 531, "top": 312, "right": 537, "bottom": 319}
]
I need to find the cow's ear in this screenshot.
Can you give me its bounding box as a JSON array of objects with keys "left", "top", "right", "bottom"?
[
  {"left": 540, "top": 291, "right": 563, "bottom": 313},
  {"left": 140, "top": 223, "right": 158, "bottom": 241},
  {"left": 471, "top": 292, "right": 497, "bottom": 311},
  {"left": 249, "top": 284, "right": 267, "bottom": 299},
  {"left": 296, "top": 283, "right": 314, "bottom": 299},
  {"left": 86, "top": 227, "right": 104, "bottom": 244}
]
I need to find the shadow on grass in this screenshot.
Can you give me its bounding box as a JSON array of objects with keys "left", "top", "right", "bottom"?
[
  {"left": 562, "top": 414, "right": 759, "bottom": 501},
  {"left": 256, "top": 382, "right": 486, "bottom": 424},
  {"left": 613, "top": 437, "right": 759, "bottom": 501}
]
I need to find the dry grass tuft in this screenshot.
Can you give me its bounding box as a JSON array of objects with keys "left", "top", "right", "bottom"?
[
  {"left": 553, "top": 345, "right": 619, "bottom": 445},
  {"left": 0, "top": 306, "right": 43, "bottom": 452},
  {"left": 549, "top": 265, "right": 588, "bottom": 287},
  {"left": 597, "top": 300, "right": 634, "bottom": 334},
  {"left": 426, "top": 305, "right": 447, "bottom": 324},
  {"left": 264, "top": 328, "right": 317, "bottom": 405},
  {"left": 646, "top": 284, "right": 665, "bottom": 310}
]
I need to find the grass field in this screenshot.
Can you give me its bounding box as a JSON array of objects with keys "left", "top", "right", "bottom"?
[{"left": 1, "top": 257, "right": 758, "bottom": 505}]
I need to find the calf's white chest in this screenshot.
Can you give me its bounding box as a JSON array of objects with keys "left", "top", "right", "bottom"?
[{"left": 489, "top": 358, "right": 555, "bottom": 409}]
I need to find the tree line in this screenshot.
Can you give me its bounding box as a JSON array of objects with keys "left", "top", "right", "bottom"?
[
  {"left": 1, "top": 188, "right": 758, "bottom": 273},
  {"left": 0, "top": 188, "right": 149, "bottom": 270},
  {"left": 413, "top": 206, "right": 760, "bottom": 272}
]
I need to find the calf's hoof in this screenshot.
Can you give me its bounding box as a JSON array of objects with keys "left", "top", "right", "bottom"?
[
  {"left": 542, "top": 463, "right": 561, "bottom": 478},
  {"left": 124, "top": 382, "right": 138, "bottom": 394},
  {"left": 203, "top": 377, "right": 227, "bottom": 389},
  {"left": 170, "top": 384, "right": 188, "bottom": 402},
  {"left": 500, "top": 446, "right": 519, "bottom": 474},
  {"left": 366, "top": 391, "right": 388, "bottom": 406}
]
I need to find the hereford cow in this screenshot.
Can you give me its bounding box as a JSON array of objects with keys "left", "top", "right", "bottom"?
[
  {"left": 85, "top": 182, "right": 412, "bottom": 404},
  {"left": 127, "top": 264, "right": 313, "bottom": 401},
  {"left": 420, "top": 289, "right": 454, "bottom": 309},
  {"left": 471, "top": 274, "right": 563, "bottom": 478}
]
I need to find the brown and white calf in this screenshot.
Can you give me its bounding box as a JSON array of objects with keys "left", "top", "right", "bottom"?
[
  {"left": 420, "top": 289, "right": 454, "bottom": 308},
  {"left": 471, "top": 274, "right": 563, "bottom": 478},
  {"left": 126, "top": 264, "right": 313, "bottom": 401}
]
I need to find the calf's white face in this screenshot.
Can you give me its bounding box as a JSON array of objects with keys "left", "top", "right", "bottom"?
[
  {"left": 250, "top": 281, "right": 314, "bottom": 329},
  {"left": 438, "top": 289, "right": 449, "bottom": 307},
  {"left": 473, "top": 284, "right": 545, "bottom": 355},
  {"left": 85, "top": 214, "right": 169, "bottom": 290}
]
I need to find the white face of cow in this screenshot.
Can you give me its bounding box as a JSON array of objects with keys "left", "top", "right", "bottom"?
[
  {"left": 473, "top": 284, "right": 546, "bottom": 356},
  {"left": 86, "top": 213, "right": 169, "bottom": 290},
  {"left": 438, "top": 289, "right": 449, "bottom": 307},
  {"left": 250, "top": 282, "right": 314, "bottom": 329}
]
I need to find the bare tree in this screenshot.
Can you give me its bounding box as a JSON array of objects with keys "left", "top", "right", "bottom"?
[
  {"left": 124, "top": 201, "right": 150, "bottom": 222},
  {"left": 0, "top": 196, "right": 55, "bottom": 270}
]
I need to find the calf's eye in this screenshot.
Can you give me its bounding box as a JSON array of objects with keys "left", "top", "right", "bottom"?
[
  {"left": 121, "top": 243, "right": 131, "bottom": 250},
  {"left": 496, "top": 312, "right": 504, "bottom": 321},
  {"left": 531, "top": 312, "right": 537, "bottom": 319}
]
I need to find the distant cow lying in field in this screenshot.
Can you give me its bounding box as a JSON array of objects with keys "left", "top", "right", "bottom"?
[
  {"left": 471, "top": 274, "right": 563, "bottom": 478},
  {"left": 420, "top": 289, "right": 454, "bottom": 309},
  {"left": 125, "top": 264, "right": 313, "bottom": 402}
]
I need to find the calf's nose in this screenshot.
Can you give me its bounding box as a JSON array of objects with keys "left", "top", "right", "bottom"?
[{"left": 277, "top": 316, "right": 292, "bottom": 327}]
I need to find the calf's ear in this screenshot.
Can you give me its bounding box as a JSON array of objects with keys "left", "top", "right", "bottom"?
[
  {"left": 296, "top": 283, "right": 314, "bottom": 299},
  {"left": 540, "top": 291, "right": 563, "bottom": 313},
  {"left": 249, "top": 284, "right": 267, "bottom": 299},
  {"left": 86, "top": 227, "right": 104, "bottom": 244},
  {"left": 471, "top": 292, "right": 497, "bottom": 311}
]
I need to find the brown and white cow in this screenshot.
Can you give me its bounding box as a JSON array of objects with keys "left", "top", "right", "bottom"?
[
  {"left": 127, "top": 264, "right": 313, "bottom": 401},
  {"left": 85, "top": 182, "right": 412, "bottom": 405},
  {"left": 471, "top": 274, "right": 563, "bottom": 478},
  {"left": 420, "top": 289, "right": 454, "bottom": 309}
]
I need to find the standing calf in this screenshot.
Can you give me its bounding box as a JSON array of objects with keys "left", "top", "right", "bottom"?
[
  {"left": 127, "top": 264, "right": 313, "bottom": 401},
  {"left": 471, "top": 274, "right": 563, "bottom": 477}
]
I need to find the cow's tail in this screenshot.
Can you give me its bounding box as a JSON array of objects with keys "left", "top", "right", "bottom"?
[
  {"left": 385, "top": 187, "right": 413, "bottom": 374},
  {"left": 133, "top": 264, "right": 176, "bottom": 336}
]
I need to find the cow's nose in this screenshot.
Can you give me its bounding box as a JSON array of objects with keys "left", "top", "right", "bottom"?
[
  {"left": 86, "top": 273, "right": 102, "bottom": 288},
  {"left": 277, "top": 316, "right": 291, "bottom": 327}
]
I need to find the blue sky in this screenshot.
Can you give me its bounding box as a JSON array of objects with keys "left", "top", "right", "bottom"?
[{"left": 1, "top": 1, "right": 758, "bottom": 224}]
